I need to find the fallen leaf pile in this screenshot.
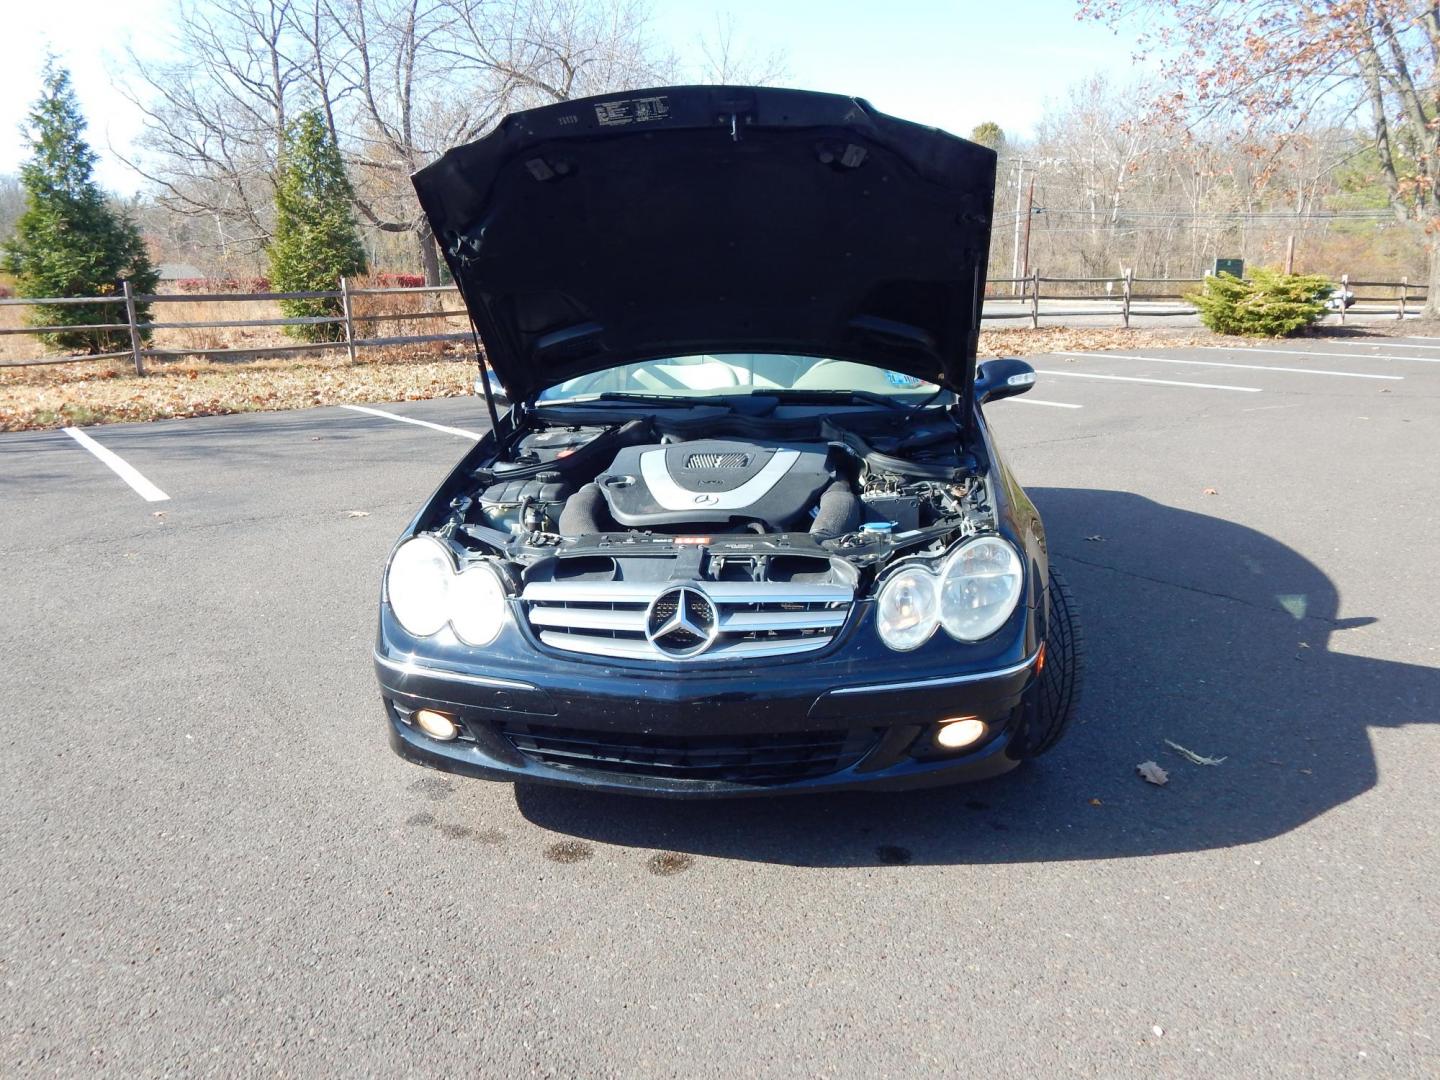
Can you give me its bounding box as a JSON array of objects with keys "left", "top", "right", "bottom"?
[
  {"left": 0, "top": 345, "right": 476, "bottom": 432},
  {"left": 976, "top": 325, "right": 1222, "bottom": 359}
]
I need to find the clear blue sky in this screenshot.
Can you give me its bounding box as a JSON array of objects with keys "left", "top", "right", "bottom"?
[
  {"left": 0, "top": 0, "right": 1132, "bottom": 193},
  {"left": 652, "top": 0, "right": 1132, "bottom": 138}
]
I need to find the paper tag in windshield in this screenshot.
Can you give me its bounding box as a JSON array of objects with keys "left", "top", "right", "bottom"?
[
  {"left": 594, "top": 96, "right": 670, "bottom": 126},
  {"left": 884, "top": 371, "right": 924, "bottom": 388}
]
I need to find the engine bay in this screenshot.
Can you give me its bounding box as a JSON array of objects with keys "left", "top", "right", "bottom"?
[{"left": 436, "top": 403, "right": 997, "bottom": 575}]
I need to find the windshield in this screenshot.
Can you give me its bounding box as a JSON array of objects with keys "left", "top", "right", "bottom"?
[{"left": 535, "top": 354, "right": 948, "bottom": 403}]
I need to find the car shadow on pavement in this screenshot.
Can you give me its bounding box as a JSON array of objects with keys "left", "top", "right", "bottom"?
[{"left": 514, "top": 487, "right": 1437, "bottom": 866}]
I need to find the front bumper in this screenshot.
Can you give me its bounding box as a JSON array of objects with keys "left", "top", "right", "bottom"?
[{"left": 375, "top": 640, "right": 1040, "bottom": 798}]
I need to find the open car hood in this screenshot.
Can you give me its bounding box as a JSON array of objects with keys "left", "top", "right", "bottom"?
[{"left": 412, "top": 86, "right": 996, "bottom": 404}]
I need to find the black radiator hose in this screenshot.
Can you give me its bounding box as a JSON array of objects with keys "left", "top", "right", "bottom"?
[
  {"left": 809, "top": 480, "right": 861, "bottom": 539},
  {"left": 558, "top": 483, "right": 612, "bottom": 536}
]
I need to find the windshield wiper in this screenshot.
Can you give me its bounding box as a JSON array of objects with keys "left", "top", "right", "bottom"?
[
  {"left": 759, "top": 389, "right": 912, "bottom": 411},
  {"left": 537, "top": 392, "right": 720, "bottom": 408}
]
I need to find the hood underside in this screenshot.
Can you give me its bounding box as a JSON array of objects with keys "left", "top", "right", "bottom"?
[{"left": 412, "top": 85, "right": 997, "bottom": 403}]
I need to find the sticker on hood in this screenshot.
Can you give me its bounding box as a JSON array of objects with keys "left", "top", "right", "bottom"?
[{"left": 595, "top": 96, "right": 670, "bottom": 126}]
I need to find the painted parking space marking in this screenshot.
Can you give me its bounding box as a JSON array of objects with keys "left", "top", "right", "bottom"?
[
  {"left": 62, "top": 427, "right": 170, "bottom": 502},
  {"left": 1031, "top": 369, "right": 1262, "bottom": 392},
  {"left": 1006, "top": 398, "right": 1084, "bottom": 409},
  {"left": 1348, "top": 341, "right": 1440, "bottom": 350},
  {"left": 1054, "top": 351, "right": 1402, "bottom": 381},
  {"left": 1200, "top": 345, "right": 1440, "bottom": 364},
  {"left": 340, "top": 404, "right": 482, "bottom": 439}
]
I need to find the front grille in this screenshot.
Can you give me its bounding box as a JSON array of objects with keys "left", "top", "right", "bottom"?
[
  {"left": 520, "top": 579, "right": 853, "bottom": 661},
  {"left": 499, "top": 722, "right": 874, "bottom": 783},
  {"left": 685, "top": 452, "right": 749, "bottom": 469}
]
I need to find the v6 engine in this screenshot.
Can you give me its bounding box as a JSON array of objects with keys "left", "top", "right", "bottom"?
[{"left": 594, "top": 440, "right": 836, "bottom": 530}]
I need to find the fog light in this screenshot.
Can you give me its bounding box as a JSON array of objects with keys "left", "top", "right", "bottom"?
[
  {"left": 414, "top": 709, "right": 459, "bottom": 742},
  {"left": 935, "top": 716, "right": 987, "bottom": 750}
]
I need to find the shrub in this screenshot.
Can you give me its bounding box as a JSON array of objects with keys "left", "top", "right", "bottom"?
[
  {"left": 2, "top": 62, "right": 158, "bottom": 353},
  {"left": 369, "top": 272, "right": 426, "bottom": 289},
  {"left": 266, "top": 110, "right": 367, "bottom": 343},
  {"left": 1190, "top": 268, "right": 1332, "bottom": 337}
]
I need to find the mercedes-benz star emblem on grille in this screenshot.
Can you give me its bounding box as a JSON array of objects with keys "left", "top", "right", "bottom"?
[{"left": 644, "top": 586, "right": 719, "bottom": 658}]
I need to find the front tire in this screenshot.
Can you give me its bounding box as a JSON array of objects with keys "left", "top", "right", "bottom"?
[{"left": 1019, "top": 566, "right": 1083, "bottom": 757}]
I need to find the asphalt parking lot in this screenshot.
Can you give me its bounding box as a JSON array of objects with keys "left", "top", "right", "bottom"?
[{"left": 3, "top": 336, "right": 1438, "bottom": 1076}]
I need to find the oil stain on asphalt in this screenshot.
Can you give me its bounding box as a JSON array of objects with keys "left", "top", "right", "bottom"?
[
  {"left": 405, "top": 811, "right": 506, "bottom": 844},
  {"left": 544, "top": 840, "right": 594, "bottom": 864},
  {"left": 647, "top": 851, "right": 694, "bottom": 876},
  {"left": 408, "top": 776, "right": 454, "bottom": 802}
]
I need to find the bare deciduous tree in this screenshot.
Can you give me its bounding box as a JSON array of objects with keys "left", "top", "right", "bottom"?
[
  {"left": 120, "top": 0, "right": 783, "bottom": 281},
  {"left": 120, "top": 0, "right": 310, "bottom": 262},
  {"left": 1078, "top": 0, "right": 1440, "bottom": 314}
]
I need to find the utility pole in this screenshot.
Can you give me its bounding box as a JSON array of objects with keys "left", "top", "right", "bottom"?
[
  {"left": 1019, "top": 175, "right": 1037, "bottom": 282},
  {"left": 1284, "top": 234, "right": 1296, "bottom": 275},
  {"left": 1010, "top": 164, "right": 1026, "bottom": 295}
]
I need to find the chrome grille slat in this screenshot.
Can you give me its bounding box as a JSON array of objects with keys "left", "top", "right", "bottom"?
[
  {"left": 523, "top": 580, "right": 663, "bottom": 603},
  {"left": 523, "top": 577, "right": 852, "bottom": 661},
  {"left": 527, "top": 606, "right": 647, "bottom": 632},
  {"left": 536, "top": 630, "right": 833, "bottom": 662},
  {"left": 718, "top": 609, "right": 848, "bottom": 632}
]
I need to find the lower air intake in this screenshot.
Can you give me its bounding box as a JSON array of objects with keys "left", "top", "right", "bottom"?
[{"left": 498, "top": 723, "right": 875, "bottom": 784}]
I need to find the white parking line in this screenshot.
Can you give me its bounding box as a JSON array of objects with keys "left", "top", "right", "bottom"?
[
  {"left": 1006, "top": 398, "right": 1084, "bottom": 409},
  {"left": 341, "top": 404, "right": 482, "bottom": 439},
  {"left": 1350, "top": 341, "right": 1440, "bottom": 350},
  {"left": 1201, "top": 345, "right": 1440, "bottom": 364},
  {"left": 1032, "top": 369, "right": 1262, "bottom": 392},
  {"left": 1054, "top": 350, "right": 1402, "bottom": 380},
  {"left": 63, "top": 427, "right": 170, "bottom": 502}
]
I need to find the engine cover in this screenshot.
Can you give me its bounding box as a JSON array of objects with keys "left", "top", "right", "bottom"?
[{"left": 595, "top": 440, "right": 834, "bottom": 529}]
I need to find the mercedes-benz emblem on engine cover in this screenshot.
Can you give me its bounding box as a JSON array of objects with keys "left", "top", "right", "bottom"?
[{"left": 645, "top": 586, "right": 719, "bottom": 658}]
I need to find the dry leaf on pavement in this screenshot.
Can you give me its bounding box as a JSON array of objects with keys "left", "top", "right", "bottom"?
[
  {"left": 1164, "top": 739, "right": 1227, "bottom": 766},
  {"left": 1136, "top": 761, "right": 1169, "bottom": 785}
]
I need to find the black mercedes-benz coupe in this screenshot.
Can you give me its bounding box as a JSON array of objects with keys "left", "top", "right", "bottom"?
[{"left": 374, "top": 85, "right": 1081, "bottom": 797}]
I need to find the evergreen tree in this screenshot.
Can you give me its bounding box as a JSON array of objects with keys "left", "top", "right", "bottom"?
[
  {"left": 267, "top": 110, "right": 367, "bottom": 343},
  {"left": 970, "top": 122, "right": 1006, "bottom": 153},
  {"left": 2, "top": 61, "right": 158, "bottom": 353}
]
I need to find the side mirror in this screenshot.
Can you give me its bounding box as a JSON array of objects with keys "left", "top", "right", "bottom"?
[{"left": 975, "top": 358, "right": 1037, "bottom": 404}]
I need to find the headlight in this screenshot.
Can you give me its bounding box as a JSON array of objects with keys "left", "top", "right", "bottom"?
[
  {"left": 385, "top": 536, "right": 453, "bottom": 637},
  {"left": 938, "top": 536, "right": 1024, "bottom": 641},
  {"left": 385, "top": 536, "right": 509, "bottom": 645},
  {"left": 875, "top": 536, "right": 1025, "bottom": 651},
  {"left": 876, "top": 566, "right": 940, "bottom": 651},
  {"left": 448, "top": 563, "right": 507, "bottom": 646}
]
